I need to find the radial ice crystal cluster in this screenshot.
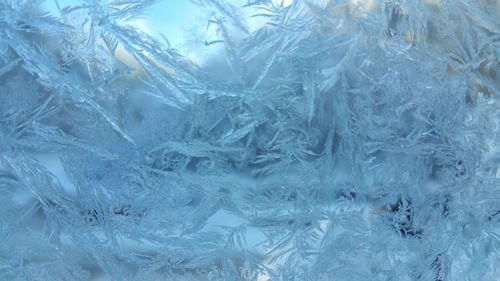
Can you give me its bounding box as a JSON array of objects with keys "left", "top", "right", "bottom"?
[{"left": 0, "top": 0, "right": 499, "bottom": 280}]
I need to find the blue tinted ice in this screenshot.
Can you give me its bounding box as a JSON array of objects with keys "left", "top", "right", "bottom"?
[{"left": 0, "top": 0, "right": 499, "bottom": 280}]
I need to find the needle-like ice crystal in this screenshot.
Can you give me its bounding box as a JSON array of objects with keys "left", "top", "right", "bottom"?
[{"left": 0, "top": 0, "right": 499, "bottom": 280}]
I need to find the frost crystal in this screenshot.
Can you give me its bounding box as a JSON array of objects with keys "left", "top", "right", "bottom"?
[{"left": 0, "top": 0, "right": 499, "bottom": 280}]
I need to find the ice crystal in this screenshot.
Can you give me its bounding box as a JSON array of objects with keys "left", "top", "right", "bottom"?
[{"left": 0, "top": 0, "right": 499, "bottom": 280}]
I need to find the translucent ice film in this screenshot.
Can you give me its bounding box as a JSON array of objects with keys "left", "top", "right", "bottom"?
[{"left": 0, "top": 0, "right": 499, "bottom": 280}]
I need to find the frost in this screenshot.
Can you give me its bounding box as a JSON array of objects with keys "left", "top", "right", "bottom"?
[{"left": 1, "top": 0, "right": 500, "bottom": 280}]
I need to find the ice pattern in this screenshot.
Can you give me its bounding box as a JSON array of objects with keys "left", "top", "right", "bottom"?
[{"left": 0, "top": 0, "right": 499, "bottom": 280}]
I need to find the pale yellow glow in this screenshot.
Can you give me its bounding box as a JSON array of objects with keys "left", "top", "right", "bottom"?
[{"left": 114, "top": 44, "right": 143, "bottom": 73}]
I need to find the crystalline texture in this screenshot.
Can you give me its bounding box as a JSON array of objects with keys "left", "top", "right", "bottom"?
[{"left": 0, "top": 0, "right": 499, "bottom": 280}]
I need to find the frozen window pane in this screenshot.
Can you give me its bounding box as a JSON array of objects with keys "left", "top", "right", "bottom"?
[{"left": 1, "top": 0, "right": 499, "bottom": 280}]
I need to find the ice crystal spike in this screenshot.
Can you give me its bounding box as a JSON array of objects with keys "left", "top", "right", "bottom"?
[{"left": 1, "top": 0, "right": 499, "bottom": 280}]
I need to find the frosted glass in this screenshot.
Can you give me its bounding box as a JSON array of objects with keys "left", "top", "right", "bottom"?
[{"left": 0, "top": 0, "right": 499, "bottom": 280}]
